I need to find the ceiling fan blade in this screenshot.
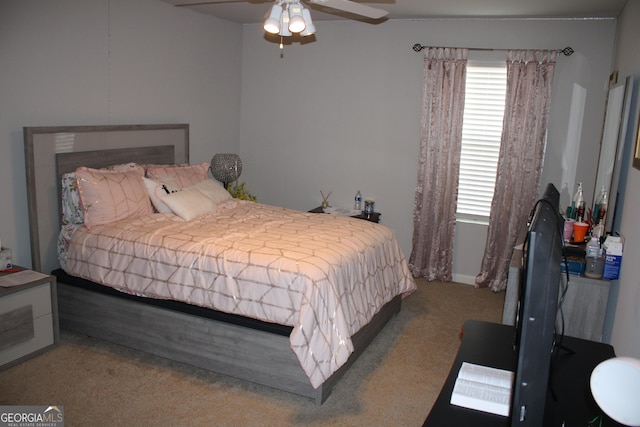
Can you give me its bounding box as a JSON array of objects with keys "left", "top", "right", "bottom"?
[
  {"left": 309, "top": 0, "right": 388, "bottom": 19},
  {"left": 172, "top": 1, "right": 255, "bottom": 7}
]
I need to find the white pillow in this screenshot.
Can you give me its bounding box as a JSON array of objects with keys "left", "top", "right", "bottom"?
[
  {"left": 159, "top": 179, "right": 231, "bottom": 221},
  {"left": 142, "top": 177, "right": 181, "bottom": 213},
  {"left": 192, "top": 178, "right": 232, "bottom": 205}
]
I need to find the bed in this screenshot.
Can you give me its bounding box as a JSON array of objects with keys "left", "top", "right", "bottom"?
[{"left": 24, "top": 124, "right": 416, "bottom": 404}]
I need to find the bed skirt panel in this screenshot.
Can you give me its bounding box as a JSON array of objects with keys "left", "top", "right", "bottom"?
[{"left": 56, "top": 280, "right": 402, "bottom": 404}]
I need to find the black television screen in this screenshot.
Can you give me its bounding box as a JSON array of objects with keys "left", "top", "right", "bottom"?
[{"left": 510, "top": 183, "right": 564, "bottom": 427}]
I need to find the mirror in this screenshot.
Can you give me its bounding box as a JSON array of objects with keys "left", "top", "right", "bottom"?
[
  {"left": 634, "top": 111, "right": 640, "bottom": 170},
  {"left": 593, "top": 75, "right": 640, "bottom": 233},
  {"left": 594, "top": 80, "right": 626, "bottom": 232}
]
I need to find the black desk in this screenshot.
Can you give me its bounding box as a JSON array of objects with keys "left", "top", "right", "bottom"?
[{"left": 423, "top": 320, "right": 622, "bottom": 427}]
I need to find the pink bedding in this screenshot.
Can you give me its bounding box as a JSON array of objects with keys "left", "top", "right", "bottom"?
[{"left": 62, "top": 199, "right": 416, "bottom": 388}]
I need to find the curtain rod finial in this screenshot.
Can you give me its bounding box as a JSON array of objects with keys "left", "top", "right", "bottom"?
[
  {"left": 412, "top": 43, "right": 424, "bottom": 52},
  {"left": 560, "top": 47, "right": 574, "bottom": 56}
]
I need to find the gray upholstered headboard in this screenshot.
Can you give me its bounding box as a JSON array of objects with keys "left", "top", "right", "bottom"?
[{"left": 24, "top": 124, "right": 189, "bottom": 273}]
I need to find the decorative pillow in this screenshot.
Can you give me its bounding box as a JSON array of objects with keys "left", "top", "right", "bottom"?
[
  {"left": 102, "top": 162, "right": 141, "bottom": 172},
  {"left": 159, "top": 186, "right": 216, "bottom": 221},
  {"left": 60, "top": 164, "right": 144, "bottom": 225},
  {"left": 159, "top": 179, "right": 231, "bottom": 221},
  {"left": 190, "top": 178, "right": 232, "bottom": 205},
  {"left": 142, "top": 176, "right": 182, "bottom": 213},
  {"left": 76, "top": 167, "right": 152, "bottom": 229},
  {"left": 61, "top": 172, "right": 84, "bottom": 225},
  {"left": 145, "top": 162, "right": 209, "bottom": 189},
  {"left": 57, "top": 223, "right": 82, "bottom": 270}
]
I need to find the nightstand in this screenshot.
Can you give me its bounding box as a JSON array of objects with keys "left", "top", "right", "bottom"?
[
  {"left": 309, "top": 206, "right": 381, "bottom": 223},
  {"left": 0, "top": 267, "right": 59, "bottom": 369}
]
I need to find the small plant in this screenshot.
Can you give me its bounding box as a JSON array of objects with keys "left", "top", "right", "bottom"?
[{"left": 228, "top": 181, "right": 256, "bottom": 201}]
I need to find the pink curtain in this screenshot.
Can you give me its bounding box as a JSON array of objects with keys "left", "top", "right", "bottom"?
[
  {"left": 475, "top": 50, "right": 558, "bottom": 291},
  {"left": 409, "top": 47, "right": 468, "bottom": 281}
]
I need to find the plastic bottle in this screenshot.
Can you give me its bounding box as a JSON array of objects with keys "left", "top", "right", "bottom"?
[
  {"left": 573, "top": 182, "right": 585, "bottom": 222},
  {"left": 0, "top": 237, "right": 12, "bottom": 270},
  {"left": 586, "top": 236, "right": 600, "bottom": 257},
  {"left": 597, "top": 189, "right": 608, "bottom": 225},
  {"left": 593, "top": 185, "right": 604, "bottom": 224},
  {"left": 354, "top": 190, "right": 362, "bottom": 211},
  {"left": 585, "top": 236, "right": 604, "bottom": 279}
]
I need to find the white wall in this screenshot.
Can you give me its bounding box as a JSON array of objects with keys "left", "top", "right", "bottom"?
[
  {"left": 610, "top": 0, "right": 640, "bottom": 358},
  {"left": 0, "top": 1, "right": 625, "bottom": 302},
  {"left": 239, "top": 18, "right": 617, "bottom": 281},
  {"left": 0, "top": 0, "right": 243, "bottom": 267},
  {"left": 0, "top": 0, "right": 634, "bottom": 355}
]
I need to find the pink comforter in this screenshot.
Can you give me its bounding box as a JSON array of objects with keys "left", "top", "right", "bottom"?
[{"left": 63, "top": 200, "right": 416, "bottom": 388}]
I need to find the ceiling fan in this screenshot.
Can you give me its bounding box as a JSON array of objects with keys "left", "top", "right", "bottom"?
[
  {"left": 172, "top": 0, "right": 389, "bottom": 38},
  {"left": 304, "top": 0, "right": 388, "bottom": 20}
]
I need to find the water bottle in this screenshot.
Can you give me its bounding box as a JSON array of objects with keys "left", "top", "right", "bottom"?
[
  {"left": 585, "top": 236, "right": 604, "bottom": 279},
  {"left": 354, "top": 190, "right": 362, "bottom": 211}
]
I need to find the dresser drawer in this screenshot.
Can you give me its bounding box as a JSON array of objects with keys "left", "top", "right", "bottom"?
[
  {"left": 0, "top": 283, "right": 52, "bottom": 317},
  {"left": 0, "top": 314, "right": 54, "bottom": 366},
  {"left": 0, "top": 305, "right": 34, "bottom": 350},
  {"left": 0, "top": 282, "right": 55, "bottom": 368}
]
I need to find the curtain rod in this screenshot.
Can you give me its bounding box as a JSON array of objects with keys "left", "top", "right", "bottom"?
[{"left": 411, "top": 44, "right": 574, "bottom": 56}]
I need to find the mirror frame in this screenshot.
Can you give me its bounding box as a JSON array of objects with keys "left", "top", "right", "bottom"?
[
  {"left": 594, "top": 81, "right": 626, "bottom": 227},
  {"left": 634, "top": 111, "right": 640, "bottom": 170}
]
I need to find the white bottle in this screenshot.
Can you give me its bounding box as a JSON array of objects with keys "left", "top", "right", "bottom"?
[
  {"left": 354, "top": 190, "right": 362, "bottom": 211},
  {"left": 573, "top": 182, "right": 585, "bottom": 222}
]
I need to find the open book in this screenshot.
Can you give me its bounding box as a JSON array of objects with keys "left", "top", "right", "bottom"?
[{"left": 450, "top": 362, "right": 514, "bottom": 416}]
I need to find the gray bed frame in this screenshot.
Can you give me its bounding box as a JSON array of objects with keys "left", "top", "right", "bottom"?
[{"left": 24, "top": 124, "right": 402, "bottom": 404}]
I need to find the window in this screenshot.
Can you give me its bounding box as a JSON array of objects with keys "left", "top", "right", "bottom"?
[{"left": 456, "top": 60, "right": 507, "bottom": 221}]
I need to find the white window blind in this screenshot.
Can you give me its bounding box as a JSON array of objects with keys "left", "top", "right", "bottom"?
[{"left": 457, "top": 61, "right": 507, "bottom": 220}]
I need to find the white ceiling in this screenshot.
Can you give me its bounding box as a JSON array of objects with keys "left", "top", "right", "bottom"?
[{"left": 163, "top": 0, "right": 627, "bottom": 24}]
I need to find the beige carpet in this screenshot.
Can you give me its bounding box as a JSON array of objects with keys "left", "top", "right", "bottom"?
[{"left": 0, "top": 279, "right": 504, "bottom": 426}]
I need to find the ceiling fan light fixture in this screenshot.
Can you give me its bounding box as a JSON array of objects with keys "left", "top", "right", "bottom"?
[
  {"left": 279, "top": 9, "right": 292, "bottom": 36},
  {"left": 263, "top": 3, "right": 282, "bottom": 34},
  {"left": 300, "top": 8, "right": 315, "bottom": 36},
  {"left": 288, "top": 2, "right": 306, "bottom": 33}
]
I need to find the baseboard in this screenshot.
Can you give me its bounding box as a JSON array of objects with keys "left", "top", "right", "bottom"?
[{"left": 452, "top": 274, "right": 476, "bottom": 286}]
